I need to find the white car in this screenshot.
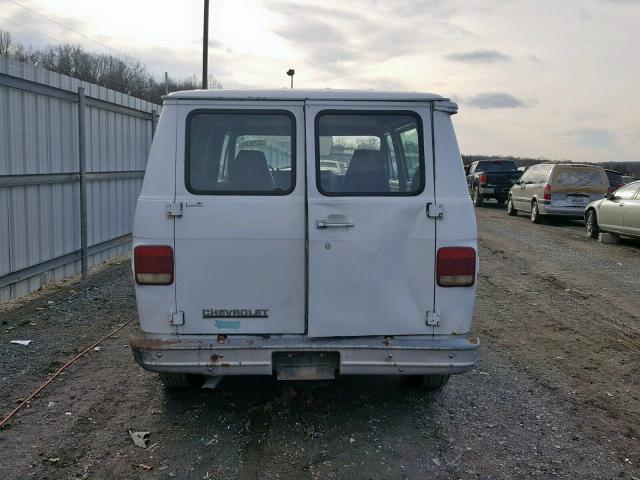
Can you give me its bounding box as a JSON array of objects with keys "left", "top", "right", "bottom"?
[
  {"left": 130, "top": 89, "right": 479, "bottom": 390},
  {"left": 585, "top": 180, "right": 640, "bottom": 240}
]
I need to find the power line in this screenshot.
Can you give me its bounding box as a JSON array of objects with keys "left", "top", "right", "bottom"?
[
  {"left": 0, "top": 14, "right": 68, "bottom": 46},
  {"left": 0, "top": 15, "right": 144, "bottom": 93},
  {"left": 6, "top": 0, "right": 129, "bottom": 59},
  {"left": 4, "top": 0, "right": 170, "bottom": 78}
]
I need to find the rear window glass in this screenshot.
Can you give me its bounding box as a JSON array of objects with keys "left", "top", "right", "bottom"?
[
  {"left": 316, "top": 112, "right": 424, "bottom": 196},
  {"left": 555, "top": 169, "right": 605, "bottom": 187},
  {"left": 186, "top": 111, "right": 295, "bottom": 195},
  {"left": 606, "top": 171, "right": 623, "bottom": 184},
  {"left": 476, "top": 161, "right": 518, "bottom": 172}
]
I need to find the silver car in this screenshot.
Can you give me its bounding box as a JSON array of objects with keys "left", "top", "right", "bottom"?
[
  {"left": 507, "top": 163, "right": 608, "bottom": 223},
  {"left": 585, "top": 180, "right": 640, "bottom": 239}
]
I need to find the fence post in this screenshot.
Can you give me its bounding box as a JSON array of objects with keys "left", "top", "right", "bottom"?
[
  {"left": 78, "top": 87, "right": 88, "bottom": 279},
  {"left": 151, "top": 109, "right": 157, "bottom": 138}
]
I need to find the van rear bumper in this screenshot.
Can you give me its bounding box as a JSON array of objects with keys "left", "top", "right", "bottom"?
[
  {"left": 130, "top": 333, "right": 480, "bottom": 377},
  {"left": 538, "top": 203, "right": 586, "bottom": 217}
]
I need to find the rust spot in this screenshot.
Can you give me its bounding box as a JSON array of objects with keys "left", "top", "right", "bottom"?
[
  {"left": 211, "top": 353, "right": 224, "bottom": 362},
  {"left": 245, "top": 339, "right": 255, "bottom": 346},
  {"left": 217, "top": 335, "right": 227, "bottom": 344},
  {"left": 129, "top": 335, "right": 181, "bottom": 350},
  {"left": 468, "top": 336, "right": 480, "bottom": 345},
  {"left": 382, "top": 336, "right": 392, "bottom": 346}
]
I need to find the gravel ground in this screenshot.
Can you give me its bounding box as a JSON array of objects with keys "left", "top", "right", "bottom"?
[{"left": 0, "top": 207, "right": 638, "bottom": 479}]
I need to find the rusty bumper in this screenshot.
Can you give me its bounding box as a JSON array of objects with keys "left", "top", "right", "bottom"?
[{"left": 130, "top": 333, "right": 479, "bottom": 377}]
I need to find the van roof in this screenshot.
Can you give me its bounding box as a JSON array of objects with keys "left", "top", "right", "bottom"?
[{"left": 166, "top": 88, "right": 449, "bottom": 103}]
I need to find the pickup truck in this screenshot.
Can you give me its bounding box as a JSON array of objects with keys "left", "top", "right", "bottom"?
[{"left": 466, "top": 160, "right": 522, "bottom": 206}]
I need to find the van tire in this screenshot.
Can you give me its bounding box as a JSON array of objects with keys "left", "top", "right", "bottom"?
[
  {"left": 507, "top": 197, "right": 518, "bottom": 216},
  {"left": 585, "top": 210, "right": 599, "bottom": 239},
  {"left": 530, "top": 201, "right": 542, "bottom": 224},
  {"left": 416, "top": 374, "right": 450, "bottom": 390},
  {"left": 158, "top": 372, "right": 205, "bottom": 388},
  {"left": 472, "top": 186, "right": 483, "bottom": 207}
]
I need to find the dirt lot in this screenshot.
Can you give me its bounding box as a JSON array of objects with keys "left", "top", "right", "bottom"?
[{"left": 1, "top": 206, "right": 639, "bottom": 480}]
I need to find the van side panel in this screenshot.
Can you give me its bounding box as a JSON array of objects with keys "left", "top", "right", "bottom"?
[
  {"left": 133, "top": 104, "right": 178, "bottom": 334},
  {"left": 432, "top": 111, "right": 478, "bottom": 335}
]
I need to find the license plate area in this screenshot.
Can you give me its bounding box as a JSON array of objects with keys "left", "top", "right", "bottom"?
[
  {"left": 567, "top": 195, "right": 588, "bottom": 204},
  {"left": 272, "top": 351, "right": 340, "bottom": 380}
]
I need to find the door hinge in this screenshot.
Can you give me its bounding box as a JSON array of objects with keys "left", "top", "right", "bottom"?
[
  {"left": 170, "top": 311, "right": 185, "bottom": 326},
  {"left": 166, "top": 202, "right": 183, "bottom": 218},
  {"left": 426, "top": 202, "right": 444, "bottom": 219},
  {"left": 426, "top": 310, "right": 441, "bottom": 326}
]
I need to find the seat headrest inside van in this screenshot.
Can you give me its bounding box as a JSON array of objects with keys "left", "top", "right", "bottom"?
[
  {"left": 343, "top": 149, "right": 389, "bottom": 193},
  {"left": 230, "top": 150, "right": 275, "bottom": 191}
]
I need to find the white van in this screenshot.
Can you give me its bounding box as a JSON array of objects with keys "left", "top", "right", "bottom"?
[{"left": 130, "top": 90, "right": 479, "bottom": 390}]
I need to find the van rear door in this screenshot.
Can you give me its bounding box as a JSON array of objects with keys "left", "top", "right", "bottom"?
[
  {"left": 305, "top": 104, "right": 436, "bottom": 337},
  {"left": 173, "top": 104, "right": 306, "bottom": 334}
]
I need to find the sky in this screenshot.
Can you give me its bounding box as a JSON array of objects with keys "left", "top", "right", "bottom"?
[{"left": 1, "top": 0, "right": 639, "bottom": 162}]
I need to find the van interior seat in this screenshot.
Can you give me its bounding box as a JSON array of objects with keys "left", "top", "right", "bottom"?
[
  {"left": 272, "top": 169, "right": 291, "bottom": 190},
  {"left": 320, "top": 169, "right": 342, "bottom": 192},
  {"left": 230, "top": 150, "right": 275, "bottom": 191},
  {"left": 411, "top": 168, "right": 420, "bottom": 192},
  {"left": 342, "top": 149, "right": 389, "bottom": 193}
]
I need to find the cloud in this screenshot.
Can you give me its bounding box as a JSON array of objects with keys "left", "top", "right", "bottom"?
[
  {"left": 598, "top": 0, "right": 640, "bottom": 4},
  {"left": 466, "top": 93, "right": 530, "bottom": 109},
  {"left": 569, "top": 129, "right": 615, "bottom": 149},
  {"left": 444, "top": 49, "right": 511, "bottom": 63},
  {"left": 207, "top": 39, "right": 233, "bottom": 53},
  {"left": 265, "top": 0, "right": 474, "bottom": 76},
  {"left": 271, "top": 14, "right": 346, "bottom": 46},
  {"left": 265, "top": 1, "right": 360, "bottom": 20}
]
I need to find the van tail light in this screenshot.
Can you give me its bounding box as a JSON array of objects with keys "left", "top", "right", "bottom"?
[
  {"left": 437, "top": 247, "right": 476, "bottom": 287},
  {"left": 134, "top": 245, "right": 174, "bottom": 285},
  {"left": 543, "top": 184, "right": 552, "bottom": 200},
  {"left": 479, "top": 173, "right": 487, "bottom": 185}
]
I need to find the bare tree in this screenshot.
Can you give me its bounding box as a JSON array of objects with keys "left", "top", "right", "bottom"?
[
  {"left": 0, "top": 30, "right": 12, "bottom": 57},
  {"left": 0, "top": 29, "right": 222, "bottom": 104}
]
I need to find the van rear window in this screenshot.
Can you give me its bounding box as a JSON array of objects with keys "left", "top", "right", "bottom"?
[
  {"left": 315, "top": 111, "right": 424, "bottom": 196},
  {"left": 555, "top": 169, "right": 604, "bottom": 188},
  {"left": 186, "top": 110, "right": 295, "bottom": 195}
]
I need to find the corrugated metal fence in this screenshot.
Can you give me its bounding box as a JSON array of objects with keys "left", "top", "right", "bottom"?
[{"left": 0, "top": 56, "right": 160, "bottom": 301}]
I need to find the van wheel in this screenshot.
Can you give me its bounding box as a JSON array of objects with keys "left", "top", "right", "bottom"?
[
  {"left": 158, "top": 372, "right": 205, "bottom": 388},
  {"left": 585, "top": 210, "right": 599, "bottom": 239},
  {"left": 530, "top": 201, "right": 542, "bottom": 224},
  {"left": 472, "top": 186, "right": 483, "bottom": 207},
  {"left": 416, "top": 374, "right": 450, "bottom": 390},
  {"left": 507, "top": 197, "right": 518, "bottom": 216}
]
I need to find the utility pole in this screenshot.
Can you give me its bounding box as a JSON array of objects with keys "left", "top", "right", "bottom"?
[
  {"left": 77, "top": 87, "right": 88, "bottom": 279},
  {"left": 164, "top": 72, "right": 169, "bottom": 95},
  {"left": 202, "top": 0, "right": 209, "bottom": 89},
  {"left": 287, "top": 68, "right": 295, "bottom": 89}
]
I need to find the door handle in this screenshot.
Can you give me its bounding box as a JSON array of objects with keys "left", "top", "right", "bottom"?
[
  {"left": 619, "top": 203, "right": 625, "bottom": 207},
  {"left": 315, "top": 220, "right": 355, "bottom": 229}
]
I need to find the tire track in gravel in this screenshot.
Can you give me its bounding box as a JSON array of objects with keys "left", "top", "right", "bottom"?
[
  {"left": 474, "top": 205, "right": 640, "bottom": 470},
  {"left": 2, "top": 210, "right": 639, "bottom": 479}
]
